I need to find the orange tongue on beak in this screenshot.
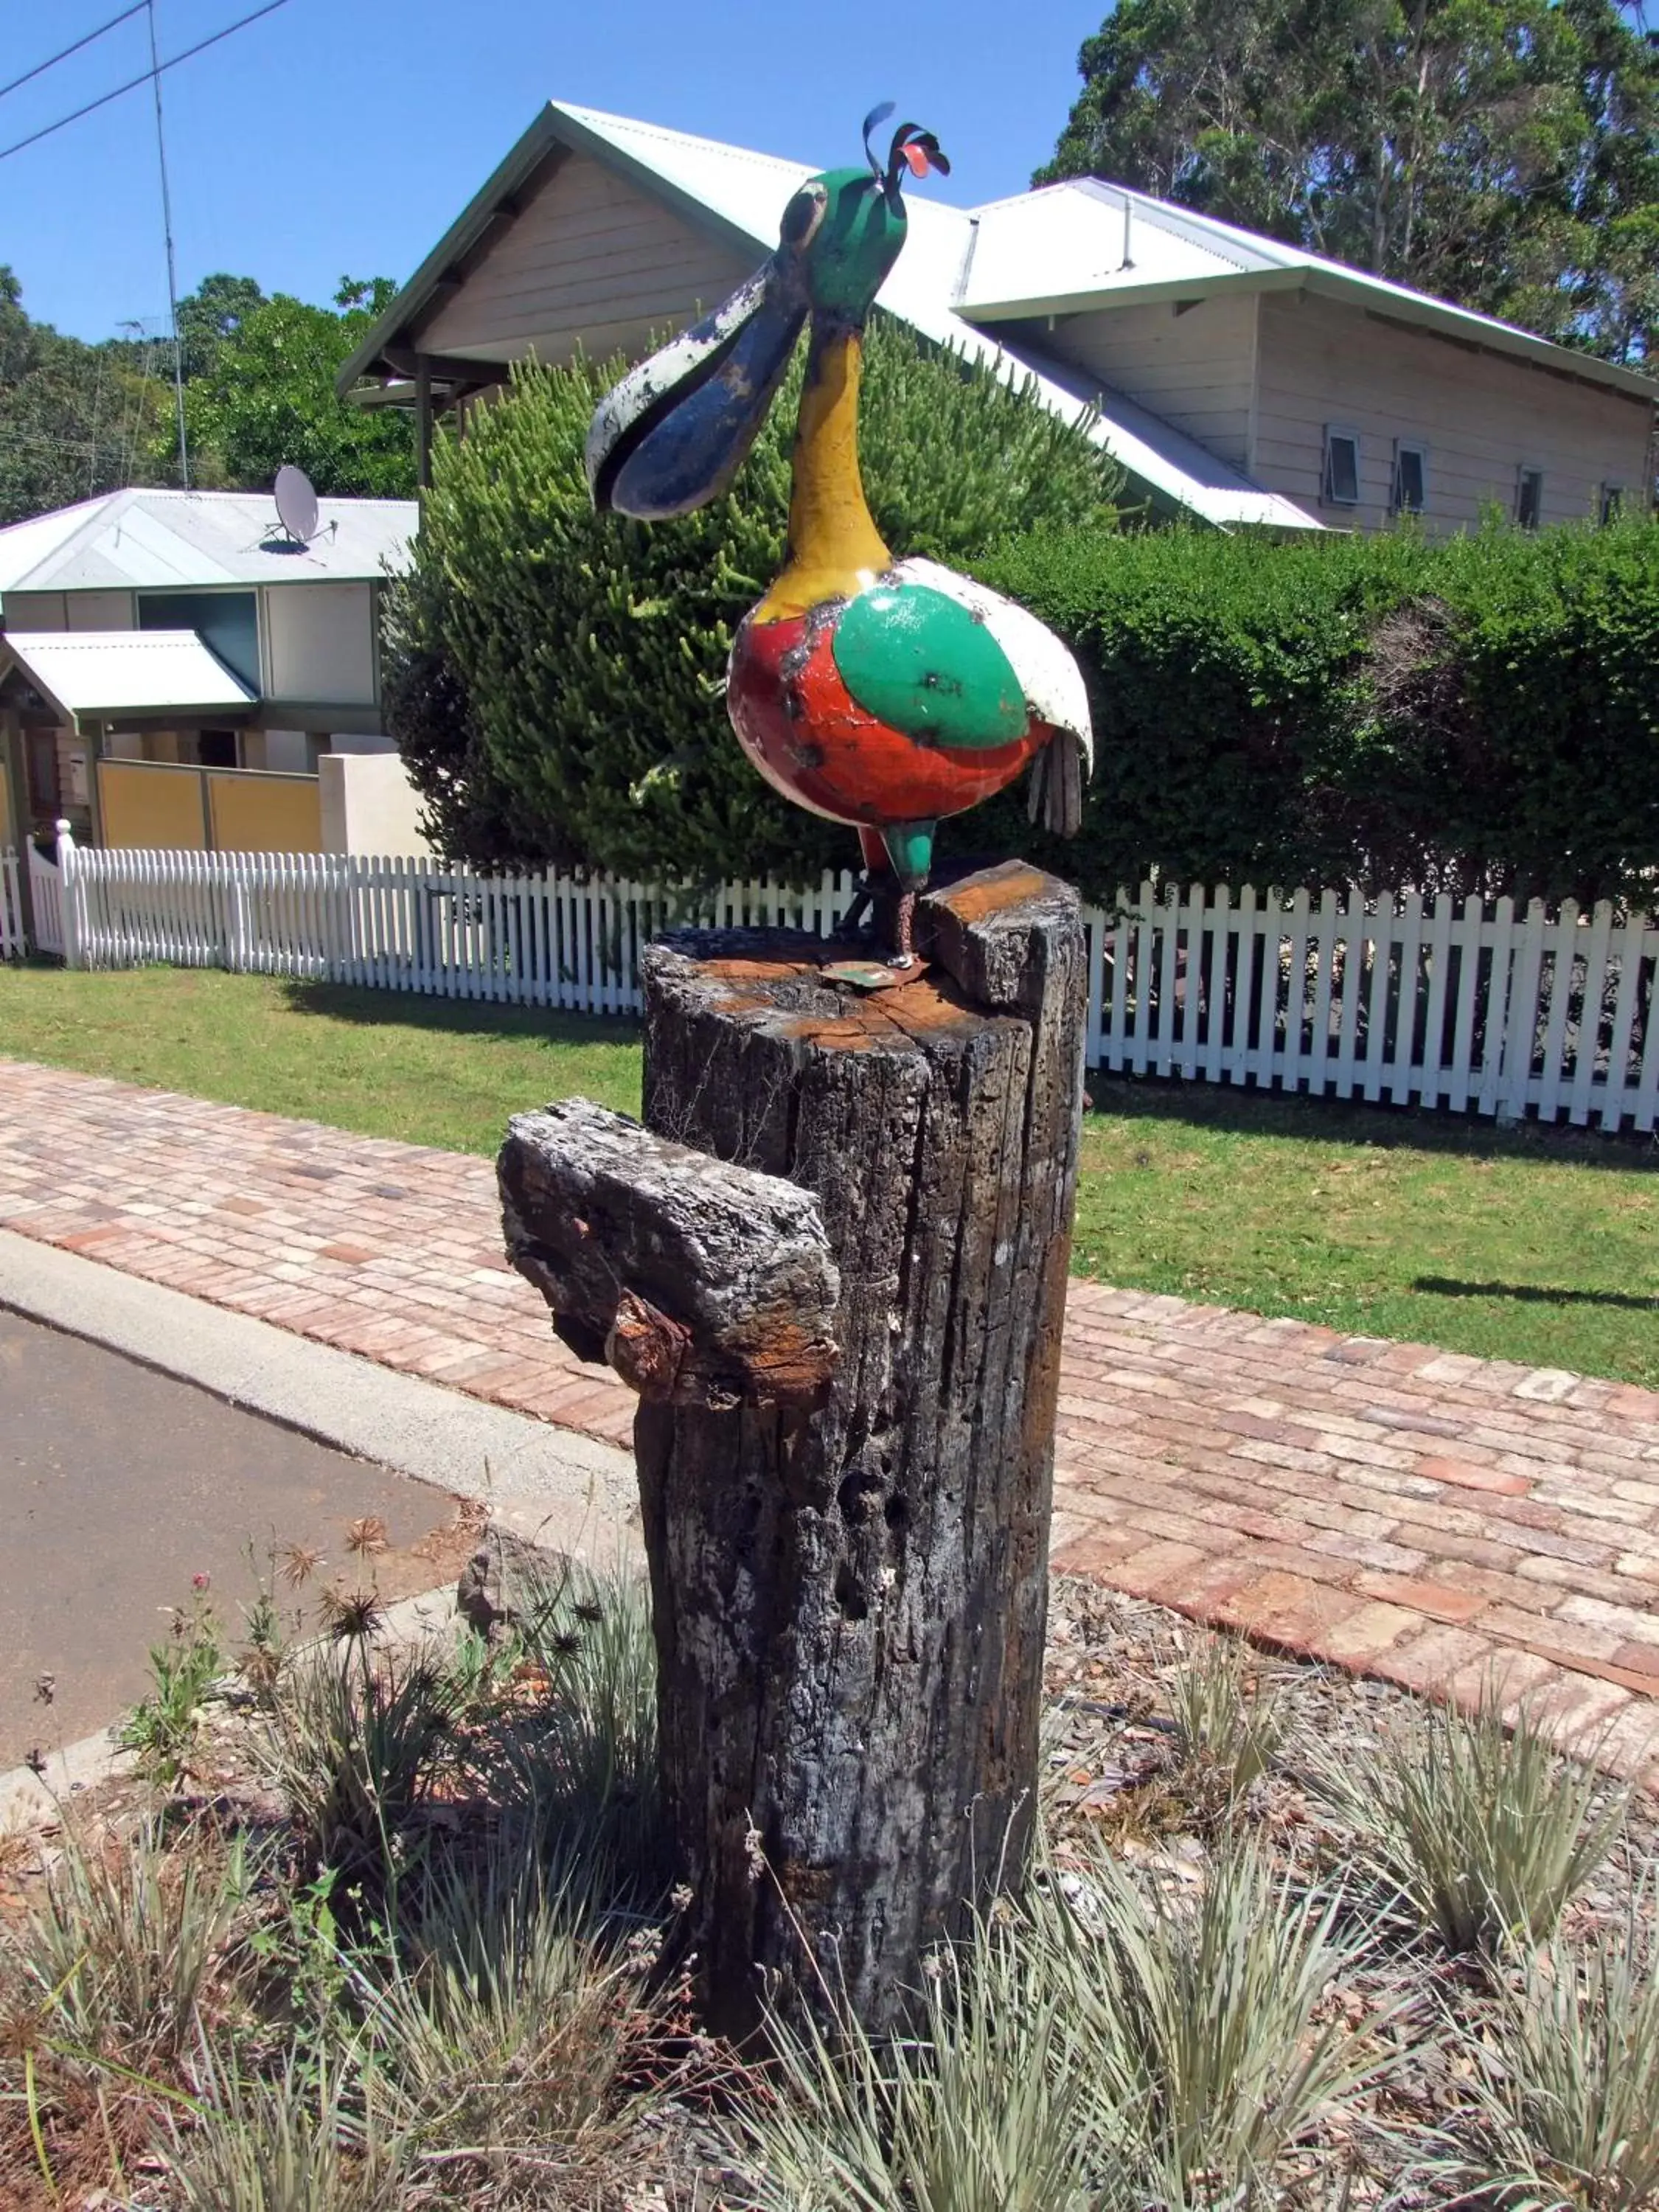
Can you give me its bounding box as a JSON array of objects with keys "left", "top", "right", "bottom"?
[{"left": 902, "top": 141, "right": 931, "bottom": 176}]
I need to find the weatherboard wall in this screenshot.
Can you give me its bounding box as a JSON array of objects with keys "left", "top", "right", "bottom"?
[
  {"left": 1251, "top": 291, "right": 1654, "bottom": 532},
  {"left": 263, "top": 584, "right": 378, "bottom": 709},
  {"left": 418, "top": 148, "right": 754, "bottom": 369},
  {"left": 1041, "top": 291, "right": 1259, "bottom": 472},
  {"left": 0, "top": 590, "right": 136, "bottom": 632}
]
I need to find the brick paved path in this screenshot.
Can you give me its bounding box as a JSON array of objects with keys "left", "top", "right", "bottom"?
[{"left": 1, "top": 1058, "right": 1655, "bottom": 1776}]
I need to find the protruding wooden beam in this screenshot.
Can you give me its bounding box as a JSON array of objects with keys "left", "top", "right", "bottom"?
[{"left": 498, "top": 1096, "right": 840, "bottom": 1412}]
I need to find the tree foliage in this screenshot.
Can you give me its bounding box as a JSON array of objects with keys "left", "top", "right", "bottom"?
[
  {"left": 178, "top": 277, "right": 414, "bottom": 497},
  {"left": 175, "top": 273, "right": 268, "bottom": 383},
  {"left": 1040, "top": 0, "right": 1659, "bottom": 367},
  {"left": 385, "top": 318, "right": 1120, "bottom": 882},
  {"left": 0, "top": 267, "right": 413, "bottom": 526},
  {"left": 0, "top": 268, "right": 171, "bottom": 525}
]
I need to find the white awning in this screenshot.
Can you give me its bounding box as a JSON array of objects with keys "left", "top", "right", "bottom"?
[{"left": 0, "top": 630, "right": 257, "bottom": 719}]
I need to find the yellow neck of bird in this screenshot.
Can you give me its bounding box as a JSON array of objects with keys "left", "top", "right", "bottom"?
[{"left": 756, "top": 324, "right": 891, "bottom": 623}]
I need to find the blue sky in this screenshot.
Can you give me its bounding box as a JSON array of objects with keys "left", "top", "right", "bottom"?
[{"left": 3, "top": 0, "right": 1105, "bottom": 343}]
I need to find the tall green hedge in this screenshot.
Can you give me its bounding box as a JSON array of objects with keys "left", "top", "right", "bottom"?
[
  {"left": 963, "top": 518, "right": 1659, "bottom": 910},
  {"left": 384, "top": 319, "right": 1119, "bottom": 883}
]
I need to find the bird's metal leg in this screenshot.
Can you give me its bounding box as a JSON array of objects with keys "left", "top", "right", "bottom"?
[
  {"left": 876, "top": 821, "right": 933, "bottom": 970},
  {"left": 889, "top": 890, "right": 917, "bottom": 970},
  {"left": 835, "top": 879, "right": 876, "bottom": 940}
]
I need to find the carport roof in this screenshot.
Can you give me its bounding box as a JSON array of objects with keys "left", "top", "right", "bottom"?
[{"left": 1, "top": 631, "right": 257, "bottom": 721}]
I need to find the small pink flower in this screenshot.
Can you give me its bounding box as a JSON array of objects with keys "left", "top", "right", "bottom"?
[{"left": 192, "top": 1572, "right": 211, "bottom": 1592}]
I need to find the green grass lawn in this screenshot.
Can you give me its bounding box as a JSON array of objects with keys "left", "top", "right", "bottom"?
[{"left": 2, "top": 961, "right": 1655, "bottom": 1386}]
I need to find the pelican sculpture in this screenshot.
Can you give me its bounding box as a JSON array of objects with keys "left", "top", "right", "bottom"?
[{"left": 586, "top": 105, "right": 1093, "bottom": 967}]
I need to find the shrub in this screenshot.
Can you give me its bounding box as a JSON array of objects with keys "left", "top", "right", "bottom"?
[
  {"left": 386, "top": 316, "right": 1119, "bottom": 883},
  {"left": 969, "top": 515, "right": 1659, "bottom": 909}
]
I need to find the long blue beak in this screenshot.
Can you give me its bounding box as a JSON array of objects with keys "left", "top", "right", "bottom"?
[{"left": 586, "top": 254, "right": 807, "bottom": 519}]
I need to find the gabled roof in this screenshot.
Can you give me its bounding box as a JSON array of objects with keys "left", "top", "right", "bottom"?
[
  {"left": 336, "top": 101, "right": 1318, "bottom": 530},
  {"left": 0, "top": 490, "right": 420, "bottom": 598},
  {"left": 962, "top": 179, "right": 1659, "bottom": 403},
  {"left": 336, "top": 100, "right": 1653, "bottom": 532},
  {"left": 1, "top": 630, "right": 257, "bottom": 720}
]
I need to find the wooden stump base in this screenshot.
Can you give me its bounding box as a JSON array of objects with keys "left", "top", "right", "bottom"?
[{"left": 501, "top": 861, "right": 1087, "bottom": 2038}]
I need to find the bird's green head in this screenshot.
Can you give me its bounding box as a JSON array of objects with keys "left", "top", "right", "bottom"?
[
  {"left": 585, "top": 106, "right": 947, "bottom": 518},
  {"left": 777, "top": 108, "right": 949, "bottom": 327}
]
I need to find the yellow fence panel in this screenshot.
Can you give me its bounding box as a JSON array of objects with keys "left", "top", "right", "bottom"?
[
  {"left": 207, "top": 771, "right": 321, "bottom": 854},
  {"left": 98, "top": 761, "right": 207, "bottom": 850}
]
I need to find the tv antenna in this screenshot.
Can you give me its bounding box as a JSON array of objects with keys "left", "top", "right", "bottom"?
[{"left": 273, "top": 464, "right": 321, "bottom": 546}]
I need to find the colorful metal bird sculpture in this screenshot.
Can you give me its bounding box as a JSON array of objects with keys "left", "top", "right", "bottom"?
[{"left": 586, "top": 105, "right": 1093, "bottom": 968}]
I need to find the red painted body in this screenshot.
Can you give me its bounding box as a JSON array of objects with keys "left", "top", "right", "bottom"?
[{"left": 728, "top": 606, "right": 1051, "bottom": 830}]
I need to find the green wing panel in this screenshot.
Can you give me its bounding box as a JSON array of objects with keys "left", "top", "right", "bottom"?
[{"left": 832, "top": 582, "right": 1029, "bottom": 750}]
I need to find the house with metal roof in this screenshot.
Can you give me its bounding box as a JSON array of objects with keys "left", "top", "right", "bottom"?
[
  {"left": 0, "top": 487, "right": 419, "bottom": 855},
  {"left": 338, "top": 100, "right": 1655, "bottom": 538}
]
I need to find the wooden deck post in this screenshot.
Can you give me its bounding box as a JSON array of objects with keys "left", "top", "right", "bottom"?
[{"left": 500, "top": 860, "right": 1087, "bottom": 2038}]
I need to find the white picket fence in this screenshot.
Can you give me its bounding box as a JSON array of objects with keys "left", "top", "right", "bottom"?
[
  {"left": 23, "top": 840, "right": 65, "bottom": 957},
  {"left": 1, "top": 846, "right": 27, "bottom": 961},
  {"left": 30, "top": 837, "right": 1659, "bottom": 1133}
]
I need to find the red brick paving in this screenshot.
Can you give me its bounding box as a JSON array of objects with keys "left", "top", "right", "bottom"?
[{"left": 1, "top": 1058, "right": 1655, "bottom": 1778}]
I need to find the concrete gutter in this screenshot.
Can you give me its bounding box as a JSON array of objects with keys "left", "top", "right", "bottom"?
[{"left": 0, "top": 1228, "right": 639, "bottom": 1559}]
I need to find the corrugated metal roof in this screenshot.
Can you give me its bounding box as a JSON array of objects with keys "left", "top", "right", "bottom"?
[
  {"left": 1, "top": 630, "right": 257, "bottom": 717},
  {"left": 544, "top": 105, "right": 1319, "bottom": 530},
  {"left": 340, "top": 99, "right": 1656, "bottom": 529},
  {"left": 964, "top": 179, "right": 1659, "bottom": 402},
  {"left": 0, "top": 490, "right": 419, "bottom": 597}
]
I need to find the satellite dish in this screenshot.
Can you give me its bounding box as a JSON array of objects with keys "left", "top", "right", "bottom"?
[{"left": 273, "top": 464, "right": 320, "bottom": 546}]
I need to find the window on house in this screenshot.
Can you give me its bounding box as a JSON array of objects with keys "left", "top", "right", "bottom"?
[
  {"left": 1392, "top": 441, "right": 1427, "bottom": 515},
  {"left": 1516, "top": 467, "right": 1544, "bottom": 530},
  {"left": 1599, "top": 484, "right": 1624, "bottom": 526},
  {"left": 1322, "top": 427, "right": 1360, "bottom": 507},
  {"left": 196, "top": 730, "right": 239, "bottom": 769}
]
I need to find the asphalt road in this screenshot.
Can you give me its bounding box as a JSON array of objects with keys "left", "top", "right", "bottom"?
[{"left": 0, "top": 1309, "right": 467, "bottom": 1770}]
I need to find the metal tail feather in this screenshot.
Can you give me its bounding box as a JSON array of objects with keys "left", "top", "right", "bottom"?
[{"left": 1028, "top": 733, "right": 1085, "bottom": 838}]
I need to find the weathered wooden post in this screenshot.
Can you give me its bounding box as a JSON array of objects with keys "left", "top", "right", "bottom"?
[{"left": 500, "top": 860, "right": 1085, "bottom": 2037}]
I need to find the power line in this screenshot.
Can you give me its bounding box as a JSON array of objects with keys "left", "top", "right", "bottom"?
[
  {"left": 0, "top": 0, "right": 292, "bottom": 164},
  {"left": 0, "top": 3, "right": 148, "bottom": 105}
]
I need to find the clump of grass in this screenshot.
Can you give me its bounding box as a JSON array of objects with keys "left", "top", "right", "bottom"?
[
  {"left": 362, "top": 1859, "right": 655, "bottom": 2198},
  {"left": 737, "top": 1902, "right": 1102, "bottom": 2212},
  {"left": 260, "top": 1641, "right": 458, "bottom": 1890},
  {"left": 164, "top": 2051, "right": 391, "bottom": 2212},
  {"left": 1164, "top": 1634, "right": 1287, "bottom": 1810},
  {"left": 481, "top": 1559, "right": 666, "bottom": 1896},
  {"left": 1453, "top": 1879, "right": 1659, "bottom": 2212},
  {"left": 740, "top": 1838, "right": 1391, "bottom": 2209},
  {"left": 1315, "top": 1695, "right": 1628, "bottom": 1952},
  {"left": 3, "top": 1820, "right": 249, "bottom": 2073},
  {"left": 1059, "top": 1834, "right": 1392, "bottom": 2202}
]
